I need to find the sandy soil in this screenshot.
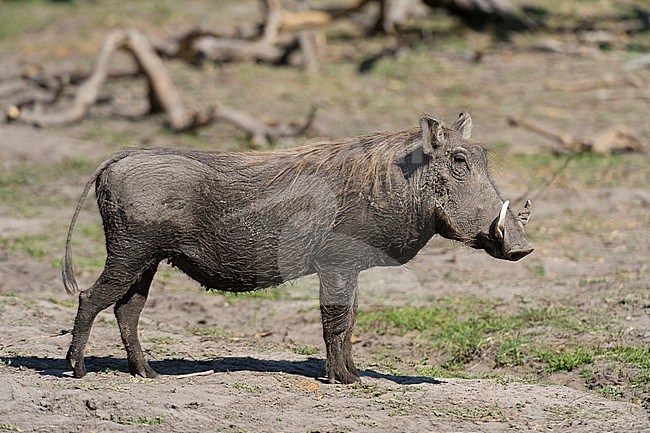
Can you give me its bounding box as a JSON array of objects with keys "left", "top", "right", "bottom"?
[{"left": 1, "top": 0, "right": 650, "bottom": 431}]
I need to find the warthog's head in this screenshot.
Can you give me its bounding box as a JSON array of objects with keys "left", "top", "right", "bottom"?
[{"left": 420, "top": 112, "right": 533, "bottom": 261}]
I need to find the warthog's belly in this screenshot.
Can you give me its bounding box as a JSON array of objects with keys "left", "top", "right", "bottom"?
[
  {"left": 168, "top": 246, "right": 314, "bottom": 292},
  {"left": 166, "top": 212, "right": 320, "bottom": 292}
]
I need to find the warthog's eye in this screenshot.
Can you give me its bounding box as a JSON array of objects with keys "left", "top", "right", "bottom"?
[{"left": 451, "top": 148, "right": 469, "bottom": 180}]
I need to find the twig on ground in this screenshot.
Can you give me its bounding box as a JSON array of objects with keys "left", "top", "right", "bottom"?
[{"left": 175, "top": 370, "right": 217, "bottom": 378}]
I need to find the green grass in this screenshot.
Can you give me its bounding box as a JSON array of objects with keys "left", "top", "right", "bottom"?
[
  {"left": 504, "top": 153, "right": 650, "bottom": 189},
  {"left": 358, "top": 297, "right": 603, "bottom": 365},
  {"left": 607, "top": 346, "right": 650, "bottom": 369},
  {"left": 0, "top": 159, "right": 98, "bottom": 217},
  {"left": 47, "top": 297, "right": 77, "bottom": 308},
  {"left": 82, "top": 122, "right": 139, "bottom": 147},
  {"left": 0, "top": 0, "right": 77, "bottom": 41},
  {"left": 356, "top": 295, "right": 650, "bottom": 379},
  {"left": 359, "top": 298, "right": 508, "bottom": 367},
  {"left": 495, "top": 334, "right": 527, "bottom": 367},
  {"left": 535, "top": 346, "right": 594, "bottom": 372},
  {"left": 0, "top": 233, "right": 51, "bottom": 259},
  {"left": 0, "top": 219, "right": 105, "bottom": 272},
  {"left": 145, "top": 337, "right": 176, "bottom": 345}
]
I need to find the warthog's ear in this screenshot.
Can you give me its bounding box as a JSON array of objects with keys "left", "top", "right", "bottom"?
[
  {"left": 451, "top": 111, "right": 472, "bottom": 140},
  {"left": 420, "top": 115, "right": 445, "bottom": 155}
]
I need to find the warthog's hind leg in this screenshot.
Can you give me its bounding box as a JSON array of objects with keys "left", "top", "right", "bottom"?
[
  {"left": 66, "top": 256, "right": 153, "bottom": 378},
  {"left": 318, "top": 268, "right": 361, "bottom": 384},
  {"left": 114, "top": 265, "right": 158, "bottom": 378}
]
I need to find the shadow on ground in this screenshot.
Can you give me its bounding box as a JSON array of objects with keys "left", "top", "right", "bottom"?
[{"left": 2, "top": 355, "right": 441, "bottom": 385}]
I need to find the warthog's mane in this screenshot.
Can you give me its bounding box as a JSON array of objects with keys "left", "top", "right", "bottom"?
[{"left": 255, "top": 127, "right": 424, "bottom": 195}]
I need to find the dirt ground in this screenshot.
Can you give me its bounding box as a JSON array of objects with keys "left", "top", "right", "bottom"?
[{"left": 1, "top": 0, "right": 650, "bottom": 432}]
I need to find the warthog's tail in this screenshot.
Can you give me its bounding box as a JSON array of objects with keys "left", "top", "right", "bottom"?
[{"left": 61, "top": 151, "right": 133, "bottom": 296}]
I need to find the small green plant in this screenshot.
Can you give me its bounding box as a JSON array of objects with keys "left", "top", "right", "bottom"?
[
  {"left": 230, "top": 382, "right": 262, "bottom": 393},
  {"left": 346, "top": 382, "right": 386, "bottom": 398},
  {"left": 145, "top": 337, "right": 176, "bottom": 344},
  {"left": 528, "top": 264, "right": 546, "bottom": 278},
  {"left": 598, "top": 386, "right": 624, "bottom": 398},
  {"left": 144, "top": 337, "right": 176, "bottom": 357},
  {"left": 440, "top": 317, "right": 489, "bottom": 366},
  {"left": 113, "top": 414, "right": 165, "bottom": 426},
  {"left": 188, "top": 326, "right": 233, "bottom": 338},
  {"left": 290, "top": 345, "right": 320, "bottom": 356},
  {"left": 430, "top": 404, "right": 509, "bottom": 422}
]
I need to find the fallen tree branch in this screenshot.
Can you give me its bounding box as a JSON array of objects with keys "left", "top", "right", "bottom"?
[
  {"left": 543, "top": 75, "right": 617, "bottom": 92},
  {"left": 7, "top": 28, "right": 316, "bottom": 144},
  {"left": 508, "top": 114, "right": 647, "bottom": 156},
  {"left": 181, "top": 0, "right": 327, "bottom": 68},
  {"left": 507, "top": 115, "right": 587, "bottom": 153},
  {"left": 1, "top": 78, "right": 65, "bottom": 115},
  {"left": 123, "top": 29, "right": 194, "bottom": 130},
  {"left": 212, "top": 103, "right": 318, "bottom": 148},
  {"left": 13, "top": 30, "right": 132, "bottom": 127}
]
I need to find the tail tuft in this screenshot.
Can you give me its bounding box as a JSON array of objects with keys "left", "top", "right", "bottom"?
[{"left": 61, "top": 251, "right": 78, "bottom": 296}]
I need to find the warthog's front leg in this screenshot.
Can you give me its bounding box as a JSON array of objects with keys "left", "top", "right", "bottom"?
[{"left": 318, "top": 268, "right": 360, "bottom": 384}]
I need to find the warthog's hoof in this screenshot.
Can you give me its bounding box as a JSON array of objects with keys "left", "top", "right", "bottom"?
[
  {"left": 128, "top": 361, "right": 159, "bottom": 379},
  {"left": 327, "top": 369, "right": 361, "bottom": 384},
  {"left": 66, "top": 349, "right": 87, "bottom": 378}
]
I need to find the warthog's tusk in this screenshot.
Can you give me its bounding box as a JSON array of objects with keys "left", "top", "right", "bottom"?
[{"left": 496, "top": 200, "right": 509, "bottom": 240}]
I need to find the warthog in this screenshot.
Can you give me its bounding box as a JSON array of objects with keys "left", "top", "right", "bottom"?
[{"left": 62, "top": 112, "right": 533, "bottom": 383}]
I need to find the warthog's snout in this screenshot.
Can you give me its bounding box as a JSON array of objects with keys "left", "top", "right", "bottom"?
[
  {"left": 483, "top": 200, "right": 533, "bottom": 261},
  {"left": 503, "top": 243, "right": 534, "bottom": 261}
]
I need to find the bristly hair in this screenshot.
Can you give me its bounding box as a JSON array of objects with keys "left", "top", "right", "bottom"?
[{"left": 259, "top": 127, "right": 424, "bottom": 195}]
